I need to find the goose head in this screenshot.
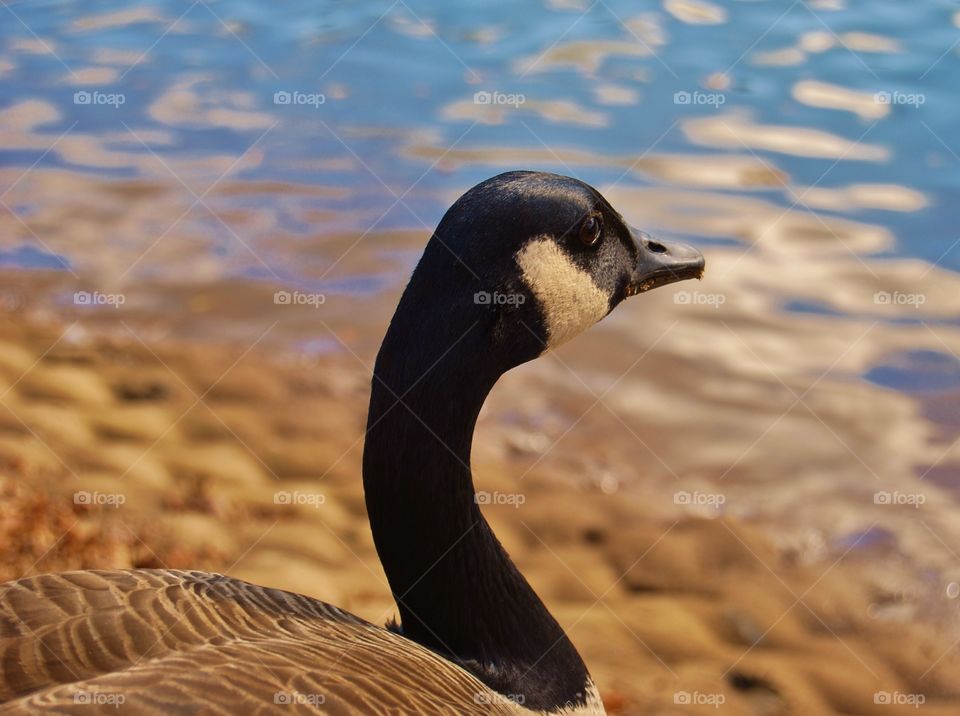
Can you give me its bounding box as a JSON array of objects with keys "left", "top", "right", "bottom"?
[{"left": 390, "top": 171, "right": 704, "bottom": 377}]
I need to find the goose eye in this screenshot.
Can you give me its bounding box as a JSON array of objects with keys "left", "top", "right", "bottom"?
[{"left": 579, "top": 216, "right": 602, "bottom": 247}]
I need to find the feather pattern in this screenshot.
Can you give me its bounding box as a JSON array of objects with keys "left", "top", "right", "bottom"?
[{"left": 0, "top": 569, "right": 545, "bottom": 714}]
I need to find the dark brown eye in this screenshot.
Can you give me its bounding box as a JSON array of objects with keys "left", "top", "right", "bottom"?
[{"left": 579, "top": 215, "right": 602, "bottom": 247}]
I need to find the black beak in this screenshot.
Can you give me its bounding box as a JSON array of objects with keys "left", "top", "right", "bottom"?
[{"left": 625, "top": 227, "right": 705, "bottom": 298}]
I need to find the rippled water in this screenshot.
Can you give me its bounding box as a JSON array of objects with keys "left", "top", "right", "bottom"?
[
  {"left": 2, "top": 0, "right": 960, "bottom": 621},
  {"left": 1, "top": 0, "right": 958, "bottom": 277}
]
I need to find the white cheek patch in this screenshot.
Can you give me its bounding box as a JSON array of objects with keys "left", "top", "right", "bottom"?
[{"left": 516, "top": 238, "right": 610, "bottom": 349}]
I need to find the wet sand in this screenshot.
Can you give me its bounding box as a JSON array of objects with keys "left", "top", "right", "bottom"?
[{"left": 0, "top": 274, "right": 958, "bottom": 714}]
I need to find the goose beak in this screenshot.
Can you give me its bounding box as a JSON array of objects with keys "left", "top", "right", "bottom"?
[{"left": 625, "top": 228, "right": 705, "bottom": 298}]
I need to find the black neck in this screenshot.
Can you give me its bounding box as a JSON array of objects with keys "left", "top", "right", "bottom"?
[{"left": 362, "top": 302, "right": 591, "bottom": 711}]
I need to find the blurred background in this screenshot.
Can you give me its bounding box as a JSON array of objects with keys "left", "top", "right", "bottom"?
[{"left": 1, "top": 0, "right": 959, "bottom": 713}]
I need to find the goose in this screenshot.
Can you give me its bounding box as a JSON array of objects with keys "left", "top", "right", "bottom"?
[{"left": 0, "top": 171, "right": 704, "bottom": 715}]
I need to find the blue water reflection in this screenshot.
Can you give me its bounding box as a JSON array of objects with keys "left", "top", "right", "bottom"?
[{"left": 0, "top": 0, "right": 957, "bottom": 269}]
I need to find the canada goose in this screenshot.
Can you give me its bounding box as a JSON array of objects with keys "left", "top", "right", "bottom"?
[{"left": 0, "top": 171, "right": 704, "bottom": 715}]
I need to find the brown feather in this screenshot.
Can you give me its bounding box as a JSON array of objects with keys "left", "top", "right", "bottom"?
[{"left": 0, "top": 570, "right": 522, "bottom": 715}]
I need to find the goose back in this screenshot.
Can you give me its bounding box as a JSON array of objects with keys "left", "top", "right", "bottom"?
[{"left": 0, "top": 569, "right": 537, "bottom": 714}]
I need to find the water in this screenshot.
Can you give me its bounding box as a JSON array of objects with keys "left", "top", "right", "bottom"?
[
  {"left": 1, "top": 0, "right": 958, "bottom": 279},
  {"left": 865, "top": 349, "right": 960, "bottom": 392},
  {"left": 2, "top": 0, "right": 960, "bottom": 625}
]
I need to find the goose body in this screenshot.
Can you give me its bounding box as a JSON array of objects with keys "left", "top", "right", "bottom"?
[
  {"left": 0, "top": 172, "right": 704, "bottom": 714},
  {"left": 0, "top": 570, "right": 555, "bottom": 714}
]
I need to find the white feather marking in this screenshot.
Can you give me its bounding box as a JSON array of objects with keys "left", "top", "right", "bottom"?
[
  {"left": 512, "top": 678, "right": 606, "bottom": 715},
  {"left": 516, "top": 238, "right": 610, "bottom": 350}
]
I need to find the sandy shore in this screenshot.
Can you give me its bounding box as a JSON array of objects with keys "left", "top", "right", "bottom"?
[{"left": 1, "top": 305, "right": 958, "bottom": 715}]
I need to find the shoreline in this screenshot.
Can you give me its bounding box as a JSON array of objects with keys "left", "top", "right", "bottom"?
[
  {"left": 2, "top": 256, "right": 959, "bottom": 594},
  {"left": 0, "top": 304, "right": 958, "bottom": 713}
]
